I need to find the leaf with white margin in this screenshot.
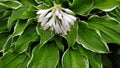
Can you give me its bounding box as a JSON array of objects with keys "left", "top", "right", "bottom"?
[
  {"left": 28, "top": 42, "right": 59, "bottom": 68},
  {"left": 62, "top": 48, "right": 89, "bottom": 68},
  {"left": 77, "top": 21, "right": 109, "bottom": 53}
]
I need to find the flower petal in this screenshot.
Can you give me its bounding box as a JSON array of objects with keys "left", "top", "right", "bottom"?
[
  {"left": 62, "top": 8, "right": 74, "bottom": 14},
  {"left": 45, "top": 12, "right": 53, "bottom": 18}
]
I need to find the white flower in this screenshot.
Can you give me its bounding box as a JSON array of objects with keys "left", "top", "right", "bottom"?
[{"left": 36, "top": 4, "right": 76, "bottom": 35}]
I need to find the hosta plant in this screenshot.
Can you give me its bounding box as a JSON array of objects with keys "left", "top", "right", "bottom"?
[{"left": 0, "top": 0, "right": 120, "bottom": 68}]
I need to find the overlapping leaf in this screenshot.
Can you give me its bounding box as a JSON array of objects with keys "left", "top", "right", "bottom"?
[
  {"left": 107, "top": 6, "right": 120, "bottom": 22},
  {"left": 19, "top": 0, "right": 37, "bottom": 6},
  {"left": 0, "top": 51, "right": 29, "bottom": 68},
  {"left": 0, "top": 32, "right": 10, "bottom": 50},
  {"left": 0, "top": 1, "right": 22, "bottom": 10},
  {"left": 7, "top": 6, "right": 36, "bottom": 30},
  {"left": 12, "top": 19, "right": 34, "bottom": 37},
  {"left": 62, "top": 48, "right": 89, "bottom": 68},
  {"left": 70, "top": 0, "right": 94, "bottom": 15},
  {"left": 63, "top": 22, "right": 78, "bottom": 47},
  {"left": 75, "top": 44, "right": 103, "bottom": 68},
  {"left": 13, "top": 25, "right": 39, "bottom": 54},
  {"left": 88, "top": 16, "right": 120, "bottom": 44},
  {"left": 0, "top": 18, "right": 8, "bottom": 33},
  {"left": 28, "top": 42, "right": 59, "bottom": 68},
  {"left": 93, "top": 0, "right": 119, "bottom": 11},
  {"left": 77, "top": 21, "right": 109, "bottom": 53},
  {"left": 36, "top": 24, "right": 54, "bottom": 47}
]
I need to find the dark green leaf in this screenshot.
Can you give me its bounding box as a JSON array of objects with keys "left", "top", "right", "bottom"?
[
  {"left": 0, "top": 18, "right": 8, "bottom": 33},
  {"left": 0, "top": 32, "right": 10, "bottom": 50},
  {"left": 55, "top": 36, "right": 64, "bottom": 52},
  {"left": 3, "top": 35, "right": 15, "bottom": 52},
  {"left": 101, "top": 55, "right": 112, "bottom": 68}
]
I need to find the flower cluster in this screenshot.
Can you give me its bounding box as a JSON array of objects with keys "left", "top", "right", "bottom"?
[{"left": 37, "top": 4, "right": 76, "bottom": 34}]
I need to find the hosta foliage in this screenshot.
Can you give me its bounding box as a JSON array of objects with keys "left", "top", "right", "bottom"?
[{"left": 0, "top": 0, "right": 120, "bottom": 68}]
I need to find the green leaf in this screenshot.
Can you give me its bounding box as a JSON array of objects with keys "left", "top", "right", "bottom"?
[
  {"left": 36, "top": 3, "right": 50, "bottom": 9},
  {"left": 35, "top": 0, "right": 53, "bottom": 6},
  {"left": 54, "top": 0, "right": 69, "bottom": 7},
  {"left": 12, "top": 19, "right": 33, "bottom": 37},
  {"left": 0, "top": 32, "right": 10, "bottom": 50},
  {"left": 93, "top": 0, "right": 119, "bottom": 11},
  {"left": 28, "top": 42, "right": 59, "bottom": 68},
  {"left": 56, "top": 62, "right": 62, "bottom": 68},
  {"left": 63, "top": 22, "right": 78, "bottom": 47},
  {"left": 0, "top": 18, "right": 8, "bottom": 33},
  {"left": 101, "top": 55, "right": 112, "bottom": 68},
  {"left": 54, "top": 0, "right": 67, "bottom": 4},
  {"left": 36, "top": 24, "right": 54, "bottom": 47},
  {"left": 55, "top": 36, "right": 64, "bottom": 52},
  {"left": 70, "top": 0, "right": 94, "bottom": 15},
  {"left": 3, "top": 35, "right": 15, "bottom": 52},
  {"left": 88, "top": 16, "right": 120, "bottom": 44},
  {"left": 19, "top": 0, "right": 37, "bottom": 6},
  {"left": 62, "top": 48, "right": 89, "bottom": 68},
  {"left": 13, "top": 25, "right": 39, "bottom": 54},
  {"left": 7, "top": 6, "right": 36, "bottom": 30},
  {"left": 0, "top": 4, "right": 8, "bottom": 10},
  {"left": 75, "top": 44, "right": 103, "bottom": 68},
  {"left": 107, "top": 6, "right": 120, "bottom": 22},
  {"left": 0, "top": 10, "right": 11, "bottom": 18},
  {"left": 0, "top": 1, "right": 22, "bottom": 9},
  {"left": 0, "top": 51, "right": 29, "bottom": 68},
  {"left": 77, "top": 21, "right": 109, "bottom": 53}
]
